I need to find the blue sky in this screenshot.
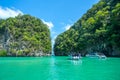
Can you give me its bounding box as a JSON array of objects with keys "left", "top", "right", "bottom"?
[{"left": 0, "top": 0, "right": 99, "bottom": 46}]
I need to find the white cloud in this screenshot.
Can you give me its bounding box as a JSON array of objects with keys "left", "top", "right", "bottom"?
[
  {"left": 65, "top": 24, "right": 72, "bottom": 30},
  {"left": 42, "top": 19, "right": 54, "bottom": 30},
  {"left": 0, "top": 7, "right": 23, "bottom": 19}
]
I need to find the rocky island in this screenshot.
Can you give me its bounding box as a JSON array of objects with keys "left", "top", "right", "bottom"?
[
  {"left": 0, "top": 15, "right": 52, "bottom": 56},
  {"left": 54, "top": 0, "right": 120, "bottom": 57}
]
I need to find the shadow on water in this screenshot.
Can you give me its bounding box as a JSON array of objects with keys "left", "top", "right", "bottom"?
[{"left": 66, "top": 58, "right": 82, "bottom": 65}]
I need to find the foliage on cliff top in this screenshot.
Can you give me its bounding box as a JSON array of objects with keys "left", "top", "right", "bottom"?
[
  {"left": 54, "top": 0, "right": 120, "bottom": 56},
  {"left": 0, "top": 15, "right": 52, "bottom": 56}
]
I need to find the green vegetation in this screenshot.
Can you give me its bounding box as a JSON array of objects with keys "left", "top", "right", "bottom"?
[
  {"left": 54, "top": 0, "right": 120, "bottom": 56},
  {"left": 0, "top": 49, "right": 7, "bottom": 56},
  {"left": 0, "top": 15, "right": 52, "bottom": 56}
]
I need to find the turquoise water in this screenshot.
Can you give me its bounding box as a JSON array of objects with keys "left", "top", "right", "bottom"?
[{"left": 0, "top": 57, "right": 120, "bottom": 80}]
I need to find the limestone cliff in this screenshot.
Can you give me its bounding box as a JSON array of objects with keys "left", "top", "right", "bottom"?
[{"left": 0, "top": 15, "right": 52, "bottom": 56}]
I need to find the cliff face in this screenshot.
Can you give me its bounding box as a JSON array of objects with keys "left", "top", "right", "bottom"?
[
  {"left": 0, "top": 15, "right": 52, "bottom": 56},
  {"left": 54, "top": 0, "right": 120, "bottom": 57},
  {"left": 0, "top": 35, "right": 4, "bottom": 50}
]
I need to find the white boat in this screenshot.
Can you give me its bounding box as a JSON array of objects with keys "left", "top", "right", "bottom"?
[
  {"left": 99, "top": 55, "right": 106, "bottom": 59},
  {"left": 86, "top": 53, "right": 107, "bottom": 59},
  {"left": 86, "top": 54, "right": 98, "bottom": 58},
  {"left": 71, "top": 56, "right": 80, "bottom": 60}
]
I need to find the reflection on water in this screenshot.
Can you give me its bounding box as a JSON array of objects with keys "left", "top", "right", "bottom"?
[
  {"left": 71, "top": 60, "right": 82, "bottom": 65},
  {"left": 49, "top": 56, "right": 59, "bottom": 80},
  {"left": 50, "top": 56, "right": 56, "bottom": 66}
]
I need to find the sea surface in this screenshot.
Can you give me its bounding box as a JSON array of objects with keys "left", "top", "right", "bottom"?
[{"left": 0, "top": 57, "right": 120, "bottom": 80}]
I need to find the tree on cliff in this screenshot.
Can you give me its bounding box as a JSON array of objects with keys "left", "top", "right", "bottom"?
[
  {"left": 54, "top": 0, "right": 120, "bottom": 56},
  {"left": 0, "top": 15, "right": 52, "bottom": 56}
]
